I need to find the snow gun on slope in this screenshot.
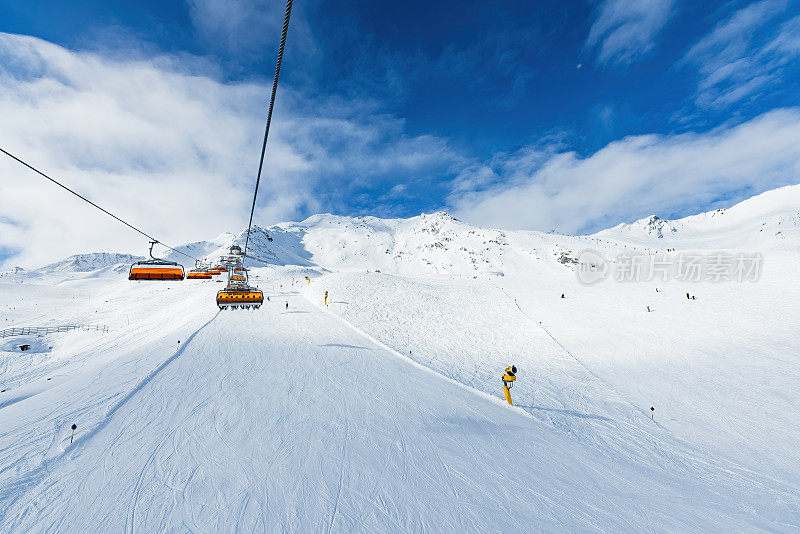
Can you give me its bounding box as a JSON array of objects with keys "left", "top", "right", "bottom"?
[{"left": 502, "top": 366, "right": 517, "bottom": 405}]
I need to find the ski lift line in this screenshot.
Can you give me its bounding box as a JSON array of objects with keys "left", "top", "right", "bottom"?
[
  {"left": 0, "top": 146, "right": 200, "bottom": 262},
  {"left": 243, "top": 0, "right": 294, "bottom": 256},
  {"left": 243, "top": 252, "right": 273, "bottom": 265},
  {"left": 489, "top": 280, "right": 652, "bottom": 420}
]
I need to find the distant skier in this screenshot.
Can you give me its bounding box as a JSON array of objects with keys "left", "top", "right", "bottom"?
[
  {"left": 686, "top": 292, "right": 690, "bottom": 300},
  {"left": 561, "top": 293, "right": 565, "bottom": 299},
  {"left": 647, "top": 306, "right": 651, "bottom": 312},
  {"left": 285, "top": 302, "right": 289, "bottom": 310}
]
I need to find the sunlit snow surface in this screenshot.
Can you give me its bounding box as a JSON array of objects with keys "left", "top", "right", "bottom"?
[{"left": 1, "top": 186, "right": 799, "bottom": 531}]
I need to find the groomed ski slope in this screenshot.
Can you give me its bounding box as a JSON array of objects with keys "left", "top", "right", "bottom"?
[
  {"left": 305, "top": 256, "right": 800, "bottom": 485},
  {"left": 1, "top": 269, "right": 799, "bottom": 532}
]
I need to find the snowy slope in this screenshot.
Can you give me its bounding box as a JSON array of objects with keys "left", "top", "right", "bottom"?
[
  {"left": 1, "top": 267, "right": 798, "bottom": 532},
  {"left": 201, "top": 212, "right": 652, "bottom": 276},
  {"left": 38, "top": 253, "right": 144, "bottom": 273},
  {"left": 596, "top": 184, "right": 800, "bottom": 250},
  {"left": 201, "top": 225, "right": 316, "bottom": 269},
  {"left": 164, "top": 232, "right": 241, "bottom": 266},
  {"left": 304, "top": 259, "right": 800, "bottom": 484},
  {"left": 2, "top": 184, "right": 800, "bottom": 531}
]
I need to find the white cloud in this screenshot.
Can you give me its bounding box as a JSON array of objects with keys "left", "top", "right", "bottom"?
[
  {"left": 187, "top": 0, "right": 283, "bottom": 53},
  {"left": 449, "top": 108, "right": 800, "bottom": 233},
  {"left": 0, "top": 33, "right": 271, "bottom": 269},
  {"left": 586, "top": 0, "right": 675, "bottom": 65},
  {"left": 682, "top": 0, "right": 800, "bottom": 107},
  {"left": 0, "top": 33, "right": 458, "bottom": 268},
  {"left": 187, "top": 0, "right": 317, "bottom": 62}
]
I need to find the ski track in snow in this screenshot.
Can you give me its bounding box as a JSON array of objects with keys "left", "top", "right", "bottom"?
[
  {"left": 1, "top": 192, "right": 800, "bottom": 531},
  {"left": 302, "top": 270, "right": 800, "bottom": 529}
]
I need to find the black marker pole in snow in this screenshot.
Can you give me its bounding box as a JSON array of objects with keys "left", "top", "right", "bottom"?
[{"left": 70, "top": 424, "right": 77, "bottom": 444}]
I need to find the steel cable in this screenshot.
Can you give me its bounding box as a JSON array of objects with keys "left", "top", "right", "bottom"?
[
  {"left": 243, "top": 0, "right": 294, "bottom": 256},
  {"left": 0, "top": 147, "right": 200, "bottom": 262}
]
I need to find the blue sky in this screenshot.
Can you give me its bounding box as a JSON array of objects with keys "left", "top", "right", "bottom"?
[{"left": 1, "top": 0, "right": 799, "bottom": 266}]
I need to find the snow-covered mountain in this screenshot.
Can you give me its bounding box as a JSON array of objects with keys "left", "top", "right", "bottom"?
[
  {"left": 196, "top": 212, "right": 650, "bottom": 277},
  {"left": 38, "top": 253, "right": 144, "bottom": 273},
  {"left": 2, "top": 183, "right": 800, "bottom": 531},
  {"left": 195, "top": 183, "right": 800, "bottom": 275},
  {"left": 596, "top": 184, "right": 800, "bottom": 249},
  {"left": 36, "top": 184, "right": 800, "bottom": 278}
]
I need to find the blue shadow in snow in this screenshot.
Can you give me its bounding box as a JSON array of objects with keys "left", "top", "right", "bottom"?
[
  {"left": 516, "top": 405, "right": 611, "bottom": 421},
  {"left": 432, "top": 416, "right": 524, "bottom": 435}
]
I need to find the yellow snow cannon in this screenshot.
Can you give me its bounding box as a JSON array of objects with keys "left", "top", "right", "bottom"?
[{"left": 502, "top": 366, "right": 517, "bottom": 405}]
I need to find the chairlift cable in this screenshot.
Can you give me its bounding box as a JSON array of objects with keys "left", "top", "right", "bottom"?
[
  {"left": 243, "top": 0, "right": 294, "bottom": 256},
  {"left": 0, "top": 146, "right": 199, "bottom": 262}
]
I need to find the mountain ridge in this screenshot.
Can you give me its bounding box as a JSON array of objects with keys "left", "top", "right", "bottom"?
[{"left": 29, "top": 183, "right": 800, "bottom": 273}]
